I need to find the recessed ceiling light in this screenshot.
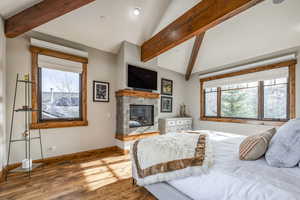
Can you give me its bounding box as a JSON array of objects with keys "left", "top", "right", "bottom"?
[{"left": 133, "top": 8, "right": 141, "bottom": 16}]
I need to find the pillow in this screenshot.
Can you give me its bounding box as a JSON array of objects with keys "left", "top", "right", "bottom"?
[
  {"left": 265, "top": 119, "right": 300, "bottom": 168},
  {"left": 239, "top": 128, "right": 276, "bottom": 161}
]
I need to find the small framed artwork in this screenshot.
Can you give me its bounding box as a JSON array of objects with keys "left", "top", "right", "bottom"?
[
  {"left": 93, "top": 81, "right": 109, "bottom": 102},
  {"left": 161, "top": 96, "right": 173, "bottom": 113},
  {"left": 161, "top": 78, "right": 173, "bottom": 96}
]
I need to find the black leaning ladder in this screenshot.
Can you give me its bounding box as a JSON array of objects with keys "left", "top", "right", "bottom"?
[{"left": 5, "top": 74, "right": 44, "bottom": 181}]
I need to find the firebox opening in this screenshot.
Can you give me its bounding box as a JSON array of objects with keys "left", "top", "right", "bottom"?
[{"left": 129, "top": 105, "right": 154, "bottom": 128}]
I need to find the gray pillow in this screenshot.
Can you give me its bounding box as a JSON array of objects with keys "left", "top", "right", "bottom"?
[{"left": 265, "top": 119, "right": 300, "bottom": 168}]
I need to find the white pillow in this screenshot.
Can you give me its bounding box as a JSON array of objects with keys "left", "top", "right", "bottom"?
[{"left": 265, "top": 119, "right": 300, "bottom": 168}]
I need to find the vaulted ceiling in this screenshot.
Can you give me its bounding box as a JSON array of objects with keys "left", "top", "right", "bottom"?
[
  {"left": 157, "top": 0, "right": 300, "bottom": 74},
  {"left": 0, "top": 0, "right": 171, "bottom": 53},
  {"left": 1, "top": 0, "right": 300, "bottom": 75}
]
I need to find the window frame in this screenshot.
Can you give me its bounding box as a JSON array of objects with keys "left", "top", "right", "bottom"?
[
  {"left": 38, "top": 67, "right": 83, "bottom": 122},
  {"left": 30, "top": 46, "right": 88, "bottom": 129},
  {"left": 200, "top": 60, "right": 297, "bottom": 126}
]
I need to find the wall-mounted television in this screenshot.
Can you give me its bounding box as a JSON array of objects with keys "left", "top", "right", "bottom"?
[{"left": 127, "top": 65, "right": 157, "bottom": 91}]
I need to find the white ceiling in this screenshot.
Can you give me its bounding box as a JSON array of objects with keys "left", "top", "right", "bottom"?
[
  {"left": 35, "top": 0, "right": 171, "bottom": 54},
  {"left": 0, "top": 0, "right": 171, "bottom": 54},
  {"left": 152, "top": 0, "right": 201, "bottom": 36},
  {"left": 157, "top": 0, "right": 300, "bottom": 74},
  {"left": 0, "top": 0, "right": 42, "bottom": 18},
  {"left": 1, "top": 0, "right": 300, "bottom": 75}
]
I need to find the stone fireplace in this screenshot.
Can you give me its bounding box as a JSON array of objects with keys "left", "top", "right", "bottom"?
[
  {"left": 129, "top": 105, "right": 154, "bottom": 128},
  {"left": 115, "top": 90, "right": 160, "bottom": 144}
]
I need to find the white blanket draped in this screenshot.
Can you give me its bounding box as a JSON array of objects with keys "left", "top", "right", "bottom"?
[{"left": 132, "top": 132, "right": 213, "bottom": 186}]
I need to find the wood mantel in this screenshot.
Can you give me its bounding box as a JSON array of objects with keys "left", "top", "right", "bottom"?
[
  {"left": 115, "top": 132, "right": 160, "bottom": 141},
  {"left": 115, "top": 90, "right": 160, "bottom": 99}
]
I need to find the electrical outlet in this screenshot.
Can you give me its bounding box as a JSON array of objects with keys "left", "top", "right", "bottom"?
[{"left": 48, "top": 146, "right": 56, "bottom": 152}]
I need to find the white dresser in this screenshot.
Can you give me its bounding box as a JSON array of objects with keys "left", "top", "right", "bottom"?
[{"left": 159, "top": 117, "right": 192, "bottom": 134}]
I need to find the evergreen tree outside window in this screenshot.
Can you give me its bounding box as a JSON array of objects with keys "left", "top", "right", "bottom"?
[
  {"left": 221, "top": 82, "right": 258, "bottom": 119},
  {"left": 200, "top": 62, "right": 296, "bottom": 124},
  {"left": 204, "top": 80, "right": 287, "bottom": 121}
]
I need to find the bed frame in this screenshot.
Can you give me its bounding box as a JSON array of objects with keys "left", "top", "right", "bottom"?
[
  {"left": 145, "top": 182, "right": 192, "bottom": 200},
  {"left": 133, "top": 162, "right": 191, "bottom": 199}
]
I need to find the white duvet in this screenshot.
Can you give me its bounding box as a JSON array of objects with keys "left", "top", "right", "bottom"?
[{"left": 168, "top": 130, "right": 300, "bottom": 200}]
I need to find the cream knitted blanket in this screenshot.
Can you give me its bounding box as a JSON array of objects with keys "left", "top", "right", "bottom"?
[{"left": 132, "top": 132, "right": 213, "bottom": 186}]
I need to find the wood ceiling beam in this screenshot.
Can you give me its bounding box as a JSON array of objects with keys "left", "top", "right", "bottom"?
[
  {"left": 5, "top": 0, "right": 96, "bottom": 38},
  {"left": 185, "top": 33, "right": 205, "bottom": 81},
  {"left": 141, "top": 0, "right": 263, "bottom": 62}
]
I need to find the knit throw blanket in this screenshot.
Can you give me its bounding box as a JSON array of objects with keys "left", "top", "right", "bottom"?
[{"left": 132, "top": 132, "right": 213, "bottom": 186}]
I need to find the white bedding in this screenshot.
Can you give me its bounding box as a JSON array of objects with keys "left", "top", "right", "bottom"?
[{"left": 168, "top": 130, "right": 300, "bottom": 200}]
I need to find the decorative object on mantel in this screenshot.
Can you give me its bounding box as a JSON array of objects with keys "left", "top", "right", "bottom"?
[
  {"left": 179, "top": 103, "right": 189, "bottom": 117},
  {"left": 161, "top": 96, "right": 173, "bottom": 113},
  {"left": 93, "top": 81, "right": 109, "bottom": 102},
  {"left": 6, "top": 74, "right": 44, "bottom": 181},
  {"left": 161, "top": 78, "right": 173, "bottom": 96}
]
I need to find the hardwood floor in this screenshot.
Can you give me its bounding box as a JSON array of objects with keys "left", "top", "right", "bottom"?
[{"left": 0, "top": 151, "right": 156, "bottom": 200}]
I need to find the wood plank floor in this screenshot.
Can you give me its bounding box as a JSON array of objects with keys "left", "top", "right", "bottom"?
[{"left": 0, "top": 151, "right": 156, "bottom": 200}]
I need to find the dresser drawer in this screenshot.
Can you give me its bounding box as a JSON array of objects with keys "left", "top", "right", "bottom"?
[
  {"left": 167, "top": 120, "right": 176, "bottom": 126},
  {"left": 176, "top": 120, "right": 184, "bottom": 125},
  {"left": 184, "top": 120, "right": 192, "bottom": 124}
]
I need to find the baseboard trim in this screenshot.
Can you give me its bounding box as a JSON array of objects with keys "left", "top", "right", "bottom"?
[
  {"left": 115, "top": 132, "right": 160, "bottom": 141},
  {"left": 116, "top": 147, "right": 130, "bottom": 155},
  {"left": 1, "top": 145, "right": 128, "bottom": 182},
  {"left": 0, "top": 169, "right": 3, "bottom": 182}
]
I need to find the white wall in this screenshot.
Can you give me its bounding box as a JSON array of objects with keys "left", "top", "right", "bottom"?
[
  {"left": 6, "top": 37, "right": 118, "bottom": 164},
  {"left": 117, "top": 41, "right": 186, "bottom": 118},
  {"left": 0, "top": 17, "right": 6, "bottom": 170},
  {"left": 185, "top": 52, "right": 300, "bottom": 136},
  {"left": 6, "top": 37, "right": 186, "bottom": 164}
]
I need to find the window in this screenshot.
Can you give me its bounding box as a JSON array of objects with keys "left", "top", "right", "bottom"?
[
  {"left": 220, "top": 82, "right": 258, "bottom": 119},
  {"left": 30, "top": 46, "right": 88, "bottom": 129},
  {"left": 39, "top": 68, "right": 81, "bottom": 121},
  {"left": 204, "top": 87, "right": 217, "bottom": 117},
  {"left": 200, "top": 61, "right": 296, "bottom": 125},
  {"left": 264, "top": 78, "right": 288, "bottom": 119}
]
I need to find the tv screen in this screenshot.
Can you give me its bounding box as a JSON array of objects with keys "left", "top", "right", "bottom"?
[{"left": 127, "top": 65, "right": 157, "bottom": 90}]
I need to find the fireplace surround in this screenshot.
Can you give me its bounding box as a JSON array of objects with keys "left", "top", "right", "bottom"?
[{"left": 116, "top": 90, "right": 160, "bottom": 141}]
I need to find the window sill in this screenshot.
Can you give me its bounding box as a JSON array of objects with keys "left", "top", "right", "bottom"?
[
  {"left": 30, "top": 120, "right": 88, "bottom": 129},
  {"left": 200, "top": 117, "right": 286, "bottom": 126}
]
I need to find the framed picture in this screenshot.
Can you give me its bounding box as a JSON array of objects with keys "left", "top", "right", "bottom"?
[
  {"left": 161, "top": 96, "right": 173, "bottom": 113},
  {"left": 161, "top": 78, "right": 173, "bottom": 96},
  {"left": 93, "top": 81, "right": 109, "bottom": 102}
]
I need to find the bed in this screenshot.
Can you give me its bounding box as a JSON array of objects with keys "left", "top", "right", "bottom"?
[{"left": 133, "top": 130, "right": 300, "bottom": 200}]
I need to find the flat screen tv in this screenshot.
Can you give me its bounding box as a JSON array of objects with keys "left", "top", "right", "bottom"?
[{"left": 127, "top": 65, "right": 157, "bottom": 91}]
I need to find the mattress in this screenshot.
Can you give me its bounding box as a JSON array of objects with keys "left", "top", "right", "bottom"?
[
  {"left": 167, "top": 131, "right": 300, "bottom": 200},
  {"left": 136, "top": 130, "right": 300, "bottom": 200}
]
